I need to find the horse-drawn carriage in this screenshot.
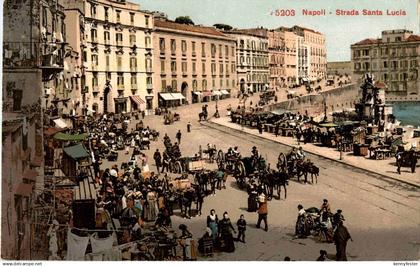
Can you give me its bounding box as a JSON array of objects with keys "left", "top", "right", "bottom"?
[{"left": 164, "top": 113, "right": 180, "bottom": 125}]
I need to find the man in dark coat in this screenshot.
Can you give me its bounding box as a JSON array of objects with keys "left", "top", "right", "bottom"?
[
  {"left": 333, "top": 221, "right": 352, "bottom": 261},
  {"left": 153, "top": 149, "right": 162, "bottom": 173},
  {"left": 176, "top": 130, "right": 182, "bottom": 144}
]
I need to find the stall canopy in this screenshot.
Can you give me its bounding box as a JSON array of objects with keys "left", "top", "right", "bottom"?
[
  {"left": 270, "top": 108, "right": 290, "bottom": 116},
  {"left": 212, "top": 91, "right": 222, "bottom": 96},
  {"left": 220, "top": 89, "right": 230, "bottom": 95},
  {"left": 319, "top": 123, "right": 338, "bottom": 128},
  {"left": 53, "top": 118, "right": 68, "bottom": 129},
  {"left": 63, "top": 144, "right": 90, "bottom": 160},
  {"left": 171, "top": 93, "right": 185, "bottom": 100},
  {"left": 193, "top": 91, "right": 202, "bottom": 96},
  {"left": 54, "top": 132, "right": 88, "bottom": 141}
]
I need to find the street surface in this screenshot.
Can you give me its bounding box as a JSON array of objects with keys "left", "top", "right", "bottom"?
[{"left": 103, "top": 94, "right": 420, "bottom": 261}]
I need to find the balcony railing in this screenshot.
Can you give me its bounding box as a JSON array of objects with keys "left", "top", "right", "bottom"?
[
  {"left": 147, "top": 83, "right": 153, "bottom": 90},
  {"left": 116, "top": 40, "right": 123, "bottom": 46},
  {"left": 146, "top": 67, "right": 153, "bottom": 73},
  {"left": 104, "top": 39, "right": 110, "bottom": 45},
  {"left": 117, "top": 84, "right": 125, "bottom": 90}
]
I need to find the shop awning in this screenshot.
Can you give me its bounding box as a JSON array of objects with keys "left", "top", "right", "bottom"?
[
  {"left": 130, "top": 95, "right": 145, "bottom": 106},
  {"left": 212, "top": 91, "right": 222, "bottom": 96},
  {"left": 159, "top": 93, "right": 175, "bottom": 101},
  {"left": 16, "top": 183, "right": 34, "bottom": 197},
  {"left": 171, "top": 93, "right": 185, "bottom": 100},
  {"left": 22, "top": 169, "right": 38, "bottom": 182},
  {"left": 63, "top": 144, "right": 90, "bottom": 160},
  {"left": 54, "top": 132, "right": 88, "bottom": 141},
  {"left": 220, "top": 89, "right": 230, "bottom": 95},
  {"left": 53, "top": 118, "right": 68, "bottom": 129},
  {"left": 193, "top": 91, "right": 202, "bottom": 95}
]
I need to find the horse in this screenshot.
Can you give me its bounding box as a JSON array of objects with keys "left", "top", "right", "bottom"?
[
  {"left": 261, "top": 170, "right": 288, "bottom": 200},
  {"left": 198, "top": 112, "right": 207, "bottom": 121},
  {"left": 306, "top": 163, "right": 319, "bottom": 184}
]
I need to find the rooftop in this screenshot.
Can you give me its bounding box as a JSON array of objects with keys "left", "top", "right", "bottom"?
[{"left": 154, "top": 19, "right": 227, "bottom": 38}]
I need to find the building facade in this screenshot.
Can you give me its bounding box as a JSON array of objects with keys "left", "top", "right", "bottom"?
[
  {"left": 62, "top": 0, "right": 154, "bottom": 114},
  {"left": 351, "top": 29, "right": 420, "bottom": 101},
  {"left": 327, "top": 61, "right": 352, "bottom": 76},
  {"left": 153, "top": 18, "right": 237, "bottom": 107},
  {"left": 2, "top": 0, "right": 66, "bottom": 259},
  {"left": 268, "top": 29, "right": 286, "bottom": 91},
  {"left": 225, "top": 29, "right": 269, "bottom": 93},
  {"left": 291, "top": 26, "right": 327, "bottom": 83}
]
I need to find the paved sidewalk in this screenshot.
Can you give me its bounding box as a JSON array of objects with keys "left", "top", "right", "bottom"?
[{"left": 210, "top": 116, "right": 420, "bottom": 188}]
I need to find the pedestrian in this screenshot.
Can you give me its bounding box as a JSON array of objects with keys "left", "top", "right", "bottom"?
[
  {"left": 207, "top": 209, "right": 219, "bottom": 241},
  {"left": 187, "top": 122, "right": 192, "bottom": 133},
  {"left": 153, "top": 149, "right": 162, "bottom": 174},
  {"left": 161, "top": 151, "right": 170, "bottom": 173},
  {"left": 236, "top": 214, "right": 246, "bottom": 243},
  {"left": 196, "top": 188, "right": 204, "bottom": 216},
  {"left": 256, "top": 192, "right": 268, "bottom": 231},
  {"left": 258, "top": 122, "right": 263, "bottom": 134},
  {"left": 176, "top": 130, "right": 182, "bottom": 144},
  {"left": 275, "top": 123, "right": 280, "bottom": 137},
  {"left": 333, "top": 220, "right": 353, "bottom": 261},
  {"left": 141, "top": 110, "right": 145, "bottom": 119},
  {"left": 218, "top": 212, "right": 236, "bottom": 252}
]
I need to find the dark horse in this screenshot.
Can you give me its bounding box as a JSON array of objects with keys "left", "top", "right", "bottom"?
[
  {"left": 261, "top": 170, "right": 289, "bottom": 200},
  {"left": 198, "top": 111, "right": 208, "bottom": 121}
]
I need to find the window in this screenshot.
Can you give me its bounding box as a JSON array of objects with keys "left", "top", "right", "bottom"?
[
  {"left": 130, "top": 34, "right": 136, "bottom": 45},
  {"left": 383, "top": 61, "right": 388, "bottom": 68},
  {"left": 92, "top": 73, "right": 98, "bottom": 87},
  {"left": 117, "top": 56, "right": 122, "bottom": 68},
  {"left": 91, "top": 29, "right": 97, "bottom": 42},
  {"left": 202, "top": 80, "right": 207, "bottom": 90},
  {"left": 104, "top": 7, "right": 109, "bottom": 21},
  {"left": 225, "top": 45, "right": 229, "bottom": 58},
  {"left": 182, "top": 40, "right": 187, "bottom": 54},
  {"left": 91, "top": 54, "right": 98, "bottom": 65},
  {"left": 220, "top": 79, "right": 223, "bottom": 87},
  {"left": 116, "top": 10, "right": 121, "bottom": 23},
  {"left": 192, "top": 62, "right": 196, "bottom": 73},
  {"left": 202, "top": 62, "right": 206, "bottom": 73},
  {"left": 193, "top": 80, "right": 197, "bottom": 89},
  {"left": 130, "top": 13, "right": 135, "bottom": 25},
  {"left": 219, "top": 44, "right": 222, "bottom": 58},
  {"left": 226, "top": 79, "right": 229, "bottom": 87},
  {"left": 171, "top": 80, "right": 177, "bottom": 91},
  {"left": 131, "top": 74, "right": 137, "bottom": 86},
  {"left": 171, "top": 61, "right": 177, "bottom": 73},
  {"left": 116, "top": 33, "right": 123, "bottom": 44},
  {"left": 212, "top": 79, "right": 215, "bottom": 88},
  {"left": 220, "top": 63, "right": 223, "bottom": 74},
  {"left": 105, "top": 55, "right": 110, "bottom": 67},
  {"left": 226, "top": 63, "right": 229, "bottom": 75},
  {"left": 145, "top": 37, "right": 151, "bottom": 48},
  {"left": 182, "top": 62, "right": 187, "bottom": 73},
  {"left": 90, "top": 3, "right": 96, "bottom": 17},
  {"left": 159, "top": 38, "right": 165, "bottom": 52},
  {"left": 145, "top": 59, "right": 152, "bottom": 70},
  {"left": 211, "top": 44, "right": 216, "bottom": 57},
  {"left": 145, "top": 16, "right": 149, "bottom": 27},
  {"left": 171, "top": 39, "right": 176, "bottom": 54},
  {"left": 201, "top": 42, "right": 206, "bottom": 57},
  {"left": 130, "top": 57, "right": 137, "bottom": 69},
  {"left": 104, "top": 31, "right": 110, "bottom": 42},
  {"left": 162, "top": 80, "right": 167, "bottom": 90},
  {"left": 192, "top": 42, "right": 196, "bottom": 54},
  {"left": 160, "top": 60, "right": 165, "bottom": 72},
  {"left": 117, "top": 73, "right": 124, "bottom": 85},
  {"left": 12, "top": 90, "right": 22, "bottom": 111},
  {"left": 211, "top": 63, "right": 216, "bottom": 75}
]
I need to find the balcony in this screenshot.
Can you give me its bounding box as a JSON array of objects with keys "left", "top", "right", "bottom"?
[
  {"left": 116, "top": 40, "right": 123, "bottom": 47},
  {"left": 147, "top": 83, "right": 153, "bottom": 90},
  {"left": 104, "top": 39, "right": 110, "bottom": 45},
  {"left": 131, "top": 85, "right": 137, "bottom": 92},
  {"left": 192, "top": 51, "right": 196, "bottom": 57},
  {"left": 182, "top": 71, "right": 188, "bottom": 77},
  {"left": 171, "top": 70, "right": 177, "bottom": 76},
  {"left": 130, "top": 41, "right": 136, "bottom": 47},
  {"left": 117, "top": 84, "right": 125, "bottom": 90},
  {"left": 91, "top": 37, "right": 98, "bottom": 43},
  {"left": 3, "top": 42, "right": 39, "bottom": 68},
  {"left": 146, "top": 67, "right": 153, "bottom": 73}
]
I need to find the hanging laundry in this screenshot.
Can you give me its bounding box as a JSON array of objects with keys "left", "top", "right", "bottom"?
[
  {"left": 89, "top": 233, "right": 114, "bottom": 253},
  {"left": 66, "top": 230, "right": 89, "bottom": 260}
]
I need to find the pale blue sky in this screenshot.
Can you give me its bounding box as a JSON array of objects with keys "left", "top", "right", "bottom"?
[{"left": 136, "top": 0, "right": 420, "bottom": 61}]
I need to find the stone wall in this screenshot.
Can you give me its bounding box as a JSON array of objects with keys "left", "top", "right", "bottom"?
[{"left": 266, "top": 84, "right": 360, "bottom": 118}]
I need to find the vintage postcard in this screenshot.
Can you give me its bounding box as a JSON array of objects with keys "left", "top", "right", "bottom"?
[{"left": 1, "top": 0, "right": 419, "bottom": 263}]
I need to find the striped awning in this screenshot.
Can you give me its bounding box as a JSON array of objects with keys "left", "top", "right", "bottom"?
[
  {"left": 202, "top": 91, "right": 212, "bottom": 97},
  {"left": 130, "top": 95, "right": 145, "bottom": 106}
]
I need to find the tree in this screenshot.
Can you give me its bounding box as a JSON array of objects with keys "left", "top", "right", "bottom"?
[
  {"left": 213, "top": 23, "right": 233, "bottom": 31},
  {"left": 175, "top": 16, "right": 194, "bottom": 25}
]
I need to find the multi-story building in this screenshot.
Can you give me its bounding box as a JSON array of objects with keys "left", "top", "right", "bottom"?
[
  {"left": 291, "top": 26, "right": 327, "bottom": 83},
  {"left": 268, "top": 29, "right": 286, "bottom": 91},
  {"left": 62, "top": 0, "right": 154, "bottom": 114},
  {"left": 327, "top": 61, "right": 352, "bottom": 76},
  {"left": 153, "top": 17, "right": 237, "bottom": 106},
  {"left": 224, "top": 29, "right": 269, "bottom": 93},
  {"left": 351, "top": 29, "right": 420, "bottom": 101},
  {"left": 283, "top": 29, "right": 299, "bottom": 86},
  {"left": 2, "top": 0, "right": 66, "bottom": 259}
]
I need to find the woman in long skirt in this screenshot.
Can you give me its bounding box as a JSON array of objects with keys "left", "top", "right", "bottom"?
[{"left": 206, "top": 209, "right": 219, "bottom": 241}]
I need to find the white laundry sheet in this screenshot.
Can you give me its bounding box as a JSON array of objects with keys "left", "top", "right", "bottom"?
[
  {"left": 85, "top": 248, "right": 122, "bottom": 261},
  {"left": 66, "top": 230, "right": 90, "bottom": 260},
  {"left": 90, "top": 234, "right": 114, "bottom": 253}
]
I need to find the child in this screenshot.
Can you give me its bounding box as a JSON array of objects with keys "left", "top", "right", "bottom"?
[{"left": 236, "top": 214, "right": 247, "bottom": 243}]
